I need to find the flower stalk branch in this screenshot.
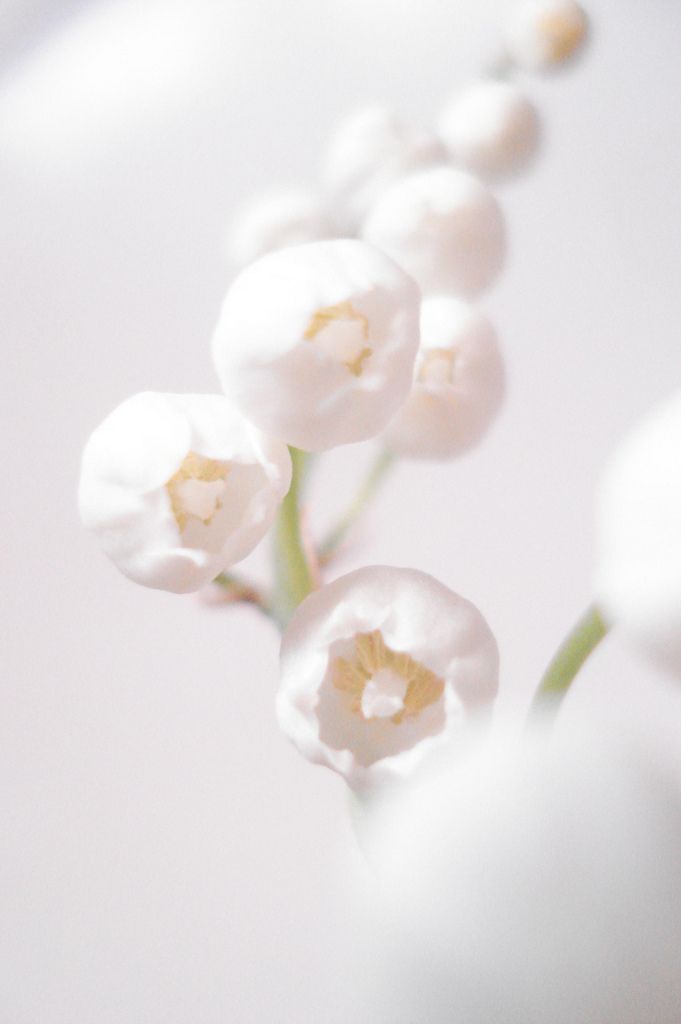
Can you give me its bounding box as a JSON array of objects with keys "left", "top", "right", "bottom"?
[
  {"left": 532, "top": 604, "right": 609, "bottom": 710},
  {"left": 320, "top": 449, "right": 394, "bottom": 564}
]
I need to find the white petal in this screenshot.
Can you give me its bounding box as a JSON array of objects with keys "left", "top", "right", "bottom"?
[{"left": 212, "top": 239, "right": 421, "bottom": 452}]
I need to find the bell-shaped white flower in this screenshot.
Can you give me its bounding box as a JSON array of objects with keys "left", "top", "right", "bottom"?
[
  {"left": 382, "top": 297, "right": 504, "bottom": 460},
  {"left": 367, "top": 687, "right": 681, "bottom": 1024},
  {"left": 361, "top": 165, "right": 505, "bottom": 298},
  {"left": 438, "top": 80, "right": 540, "bottom": 179},
  {"left": 505, "top": 0, "right": 588, "bottom": 72},
  {"left": 78, "top": 392, "right": 292, "bottom": 593},
  {"left": 595, "top": 390, "right": 681, "bottom": 676},
  {"left": 225, "top": 190, "right": 333, "bottom": 268},
  {"left": 212, "top": 239, "right": 421, "bottom": 452},
  {"left": 322, "top": 105, "right": 446, "bottom": 233},
  {"left": 276, "top": 565, "right": 499, "bottom": 793}
]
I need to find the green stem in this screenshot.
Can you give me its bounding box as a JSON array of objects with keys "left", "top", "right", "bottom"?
[
  {"left": 319, "top": 450, "right": 394, "bottom": 564},
  {"left": 532, "top": 604, "right": 609, "bottom": 709},
  {"left": 272, "top": 447, "right": 316, "bottom": 627}
]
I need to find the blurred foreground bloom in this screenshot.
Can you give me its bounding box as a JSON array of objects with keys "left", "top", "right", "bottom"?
[
  {"left": 438, "top": 80, "right": 540, "bottom": 179},
  {"left": 595, "top": 390, "right": 681, "bottom": 675},
  {"left": 212, "top": 239, "right": 420, "bottom": 452},
  {"left": 361, "top": 165, "right": 505, "bottom": 298},
  {"left": 225, "top": 190, "right": 333, "bottom": 268},
  {"left": 78, "top": 392, "right": 291, "bottom": 592},
  {"left": 505, "top": 0, "right": 588, "bottom": 71},
  {"left": 368, "top": 689, "right": 681, "bottom": 1023},
  {"left": 322, "top": 105, "right": 445, "bottom": 233},
  {"left": 277, "top": 566, "right": 498, "bottom": 793},
  {"left": 382, "top": 296, "right": 504, "bottom": 459}
]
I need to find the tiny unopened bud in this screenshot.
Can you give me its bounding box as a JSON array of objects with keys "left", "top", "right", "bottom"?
[{"left": 505, "top": 0, "right": 588, "bottom": 72}]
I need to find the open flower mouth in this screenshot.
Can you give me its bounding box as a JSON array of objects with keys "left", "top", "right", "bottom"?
[
  {"left": 333, "top": 629, "right": 444, "bottom": 725},
  {"left": 304, "top": 300, "right": 372, "bottom": 377},
  {"left": 166, "top": 450, "right": 231, "bottom": 531}
]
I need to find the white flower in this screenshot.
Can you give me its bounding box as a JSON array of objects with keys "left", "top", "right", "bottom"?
[
  {"left": 78, "top": 392, "right": 291, "bottom": 593},
  {"left": 276, "top": 565, "right": 499, "bottom": 793},
  {"left": 212, "top": 239, "right": 421, "bottom": 452},
  {"left": 505, "top": 0, "right": 588, "bottom": 72},
  {"left": 438, "top": 80, "right": 540, "bottom": 179},
  {"left": 366, "top": 688, "right": 681, "bottom": 1024},
  {"left": 225, "top": 190, "right": 333, "bottom": 268},
  {"left": 361, "top": 165, "right": 505, "bottom": 298},
  {"left": 382, "top": 297, "right": 504, "bottom": 460},
  {"left": 322, "top": 105, "right": 446, "bottom": 233},
  {"left": 595, "top": 390, "right": 681, "bottom": 676}
]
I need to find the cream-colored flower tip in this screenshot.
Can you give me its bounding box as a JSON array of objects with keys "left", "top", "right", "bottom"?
[
  {"left": 361, "top": 165, "right": 505, "bottom": 298},
  {"left": 382, "top": 297, "right": 504, "bottom": 460},
  {"left": 276, "top": 565, "right": 499, "bottom": 793},
  {"left": 225, "top": 191, "right": 333, "bottom": 268},
  {"left": 322, "top": 105, "right": 446, "bottom": 233},
  {"left": 438, "top": 80, "right": 540, "bottom": 179},
  {"left": 212, "top": 239, "right": 421, "bottom": 452},
  {"left": 505, "top": 0, "right": 588, "bottom": 72},
  {"left": 595, "top": 391, "right": 681, "bottom": 676},
  {"left": 78, "top": 392, "right": 292, "bottom": 593}
]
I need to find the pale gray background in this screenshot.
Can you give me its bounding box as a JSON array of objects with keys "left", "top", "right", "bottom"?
[{"left": 2, "top": 1, "right": 680, "bottom": 1020}]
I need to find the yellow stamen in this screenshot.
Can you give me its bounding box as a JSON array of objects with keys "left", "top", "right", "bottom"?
[
  {"left": 304, "top": 301, "right": 372, "bottom": 377},
  {"left": 166, "top": 451, "right": 230, "bottom": 531}
]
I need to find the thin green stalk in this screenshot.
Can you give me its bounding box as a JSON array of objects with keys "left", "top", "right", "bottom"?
[
  {"left": 532, "top": 604, "right": 609, "bottom": 710},
  {"left": 319, "top": 449, "right": 394, "bottom": 564},
  {"left": 272, "top": 447, "right": 316, "bottom": 627},
  {"left": 212, "top": 572, "right": 273, "bottom": 621}
]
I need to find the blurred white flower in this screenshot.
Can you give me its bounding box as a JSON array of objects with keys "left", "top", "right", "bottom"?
[
  {"left": 212, "top": 239, "right": 421, "bottom": 452},
  {"left": 225, "top": 190, "right": 333, "bottom": 268},
  {"left": 322, "top": 105, "right": 446, "bottom": 233},
  {"left": 361, "top": 165, "right": 505, "bottom": 298},
  {"left": 276, "top": 565, "right": 499, "bottom": 793},
  {"left": 368, "top": 687, "right": 681, "bottom": 1023},
  {"left": 505, "top": 0, "right": 588, "bottom": 72},
  {"left": 438, "top": 80, "right": 540, "bottom": 179},
  {"left": 78, "top": 392, "right": 291, "bottom": 593},
  {"left": 382, "top": 296, "right": 504, "bottom": 459},
  {"left": 595, "top": 390, "right": 681, "bottom": 676}
]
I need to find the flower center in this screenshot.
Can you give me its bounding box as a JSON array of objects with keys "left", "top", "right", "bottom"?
[
  {"left": 333, "top": 629, "right": 444, "bottom": 724},
  {"left": 166, "top": 451, "right": 230, "bottom": 532},
  {"left": 418, "top": 347, "right": 456, "bottom": 386},
  {"left": 304, "top": 300, "right": 372, "bottom": 377}
]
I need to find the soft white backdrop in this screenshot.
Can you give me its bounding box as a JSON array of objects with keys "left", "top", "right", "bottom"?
[{"left": 2, "top": 1, "right": 681, "bottom": 1020}]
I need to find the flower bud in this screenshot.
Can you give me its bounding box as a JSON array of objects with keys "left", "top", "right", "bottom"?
[
  {"left": 382, "top": 297, "right": 504, "bottom": 459},
  {"left": 438, "top": 80, "right": 540, "bottom": 179},
  {"left": 212, "top": 239, "right": 421, "bottom": 452},
  {"left": 322, "top": 105, "right": 446, "bottom": 233},
  {"left": 78, "top": 392, "right": 291, "bottom": 593},
  {"left": 595, "top": 390, "right": 681, "bottom": 676},
  {"left": 225, "top": 190, "right": 333, "bottom": 268},
  {"left": 361, "top": 165, "right": 505, "bottom": 298},
  {"left": 505, "top": 0, "right": 588, "bottom": 72},
  {"left": 276, "top": 565, "right": 499, "bottom": 793}
]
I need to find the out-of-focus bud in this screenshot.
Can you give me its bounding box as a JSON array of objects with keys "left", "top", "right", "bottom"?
[
  {"left": 212, "top": 239, "right": 421, "bottom": 452},
  {"left": 225, "top": 190, "right": 333, "bottom": 268},
  {"left": 382, "top": 297, "right": 504, "bottom": 459},
  {"left": 361, "top": 165, "right": 505, "bottom": 298},
  {"left": 322, "top": 105, "right": 446, "bottom": 234},
  {"left": 368, "top": 688, "right": 681, "bottom": 1023},
  {"left": 276, "top": 565, "right": 499, "bottom": 794},
  {"left": 438, "top": 80, "right": 540, "bottom": 179},
  {"left": 78, "top": 392, "right": 291, "bottom": 593},
  {"left": 595, "top": 390, "right": 681, "bottom": 676},
  {"left": 505, "top": 0, "right": 588, "bottom": 72}
]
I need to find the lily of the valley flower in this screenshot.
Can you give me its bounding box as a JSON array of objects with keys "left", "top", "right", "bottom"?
[
  {"left": 595, "top": 390, "right": 681, "bottom": 676},
  {"left": 276, "top": 565, "right": 499, "bottom": 793},
  {"left": 322, "top": 105, "right": 446, "bottom": 234},
  {"left": 382, "top": 296, "right": 505, "bottom": 460},
  {"left": 212, "top": 239, "right": 421, "bottom": 452},
  {"left": 78, "top": 392, "right": 291, "bottom": 593},
  {"left": 505, "top": 0, "right": 588, "bottom": 72},
  {"left": 438, "top": 80, "right": 541, "bottom": 179},
  {"left": 225, "top": 190, "right": 333, "bottom": 268},
  {"left": 361, "top": 165, "right": 505, "bottom": 298}
]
